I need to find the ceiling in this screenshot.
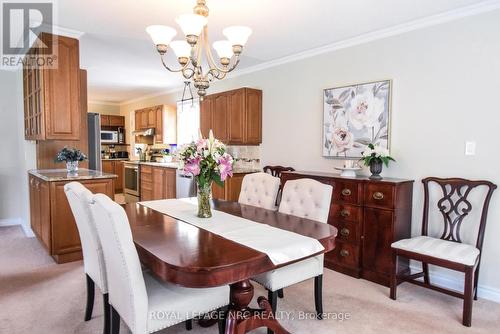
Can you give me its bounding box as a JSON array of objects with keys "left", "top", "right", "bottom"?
[{"left": 53, "top": 0, "right": 493, "bottom": 104}]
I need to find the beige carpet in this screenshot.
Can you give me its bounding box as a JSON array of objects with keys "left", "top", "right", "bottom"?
[{"left": 1, "top": 225, "right": 499, "bottom": 334}]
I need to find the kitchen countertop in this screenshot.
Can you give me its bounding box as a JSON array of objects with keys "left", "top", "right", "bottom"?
[
  {"left": 123, "top": 161, "right": 261, "bottom": 174},
  {"left": 101, "top": 158, "right": 130, "bottom": 161},
  {"left": 29, "top": 169, "right": 117, "bottom": 182}
]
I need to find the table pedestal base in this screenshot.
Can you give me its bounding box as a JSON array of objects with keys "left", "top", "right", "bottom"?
[{"left": 225, "top": 279, "right": 290, "bottom": 334}]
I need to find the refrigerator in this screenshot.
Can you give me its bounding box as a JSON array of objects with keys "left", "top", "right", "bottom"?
[{"left": 87, "top": 113, "right": 102, "bottom": 171}]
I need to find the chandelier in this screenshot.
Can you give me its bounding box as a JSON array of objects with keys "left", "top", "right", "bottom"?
[{"left": 146, "top": 0, "right": 252, "bottom": 98}]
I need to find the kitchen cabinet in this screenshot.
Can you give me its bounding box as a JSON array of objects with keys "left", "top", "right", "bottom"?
[
  {"left": 140, "top": 165, "right": 176, "bottom": 201},
  {"left": 29, "top": 172, "right": 115, "bottom": 263},
  {"left": 212, "top": 173, "right": 248, "bottom": 202},
  {"left": 101, "top": 115, "right": 125, "bottom": 127},
  {"left": 23, "top": 33, "right": 81, "bottom": 141},
  {"left": 102, "top": 160, "right": 124, "bottom": 192},
  {"left": 134, "top": 105, "right": 176, "bottom": 144},
  {"left": 200, "top": 88, "right": 262, "bottom": 145},
  {"left": 280, "top": 171, "right": 413, "bottom": 287}
]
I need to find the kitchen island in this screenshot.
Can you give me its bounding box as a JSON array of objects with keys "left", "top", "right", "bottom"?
[{"left": 28, "top": 169, "right": 116, "bottom": 263}]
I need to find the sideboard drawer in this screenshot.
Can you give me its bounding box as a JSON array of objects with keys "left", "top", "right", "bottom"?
[
  {"left": 331, "top": 241, "right": 359, "bottom": 268},
  {"left": 364, "top": 183, "right": 394, "bottom": 209},
  {"left": 333, "top": 181, "right": 361, "bottom": 205},
  {"left": 332, "top": 221, "right": 359, "bottom": 243},
  {"left": 330, "top": 203, "right": 362, "bottom": 224}
]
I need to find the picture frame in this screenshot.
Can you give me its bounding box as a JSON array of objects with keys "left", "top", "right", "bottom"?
[{"left": 322, "top": 79, "right": 392, "bottom": 158}]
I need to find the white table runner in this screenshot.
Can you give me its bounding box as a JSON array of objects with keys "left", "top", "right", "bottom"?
[{"left": 139, "top": 198, "right": 324, "bottom": 265}]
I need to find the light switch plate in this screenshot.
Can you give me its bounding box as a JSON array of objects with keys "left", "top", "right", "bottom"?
[{"left": 465, "top": 141, "right": 476, "bottom": 156}]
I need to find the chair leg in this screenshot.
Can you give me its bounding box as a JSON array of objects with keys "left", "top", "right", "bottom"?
[
  {"left": 422, "top": 262, "right": 430, "bottom": 285},
  {"left": 84, "top": 274, "right": 95, "bottom": 321},
  {"left": 277, "top": 289, "right": 284, "bottom": 299},
  {"left": 390, "top": 251, "right": 398, "bottom": 300},
  {"left": 314, "top": 275, "right": 323, "bottom": 320},
  {"left": 463, "top": 267, "right": 475, "bottom": 327},
  {"left": 267, "top": 290, "right": 278, "bottom": 334},
  {"left": 103, "top": 293, "right": 110, "bottom": 334},
  {"left": 110, "top": 305, "right": 120, "bottom": 334},
  {"left": 474, "top": 265, "right": 480, "bottom": 301},
  {"left": 185, "top": 319, "right": 193, "bottom": 331},
  {"left": 217, "top": 306, "right": 229, "bottom": 334}
]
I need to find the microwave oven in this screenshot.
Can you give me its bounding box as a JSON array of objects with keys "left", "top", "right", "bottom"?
[{"left": 101, "top": 130, "right": 118, "bottom": 143}]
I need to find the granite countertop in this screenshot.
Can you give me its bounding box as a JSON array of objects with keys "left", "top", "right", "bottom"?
[
  {"left": 101, "top": 158, "right": 130, "bottom": 161},
  {"left": 29, "top": 169, "right": 118, "bottom": 182},
  {"left": 123, "top": 160, "right": 261, "bottom": 174}
]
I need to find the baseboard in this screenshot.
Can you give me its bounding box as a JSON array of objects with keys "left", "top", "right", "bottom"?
[
  {"left": 0, "top": 218, "right": 35, "bottom": 237},
  {"left": 409, "top": 264, "right": 500, "bottom": 303}
]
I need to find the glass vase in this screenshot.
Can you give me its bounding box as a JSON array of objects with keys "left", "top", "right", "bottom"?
[
  {"left": 66, "top": 161, "right": 79, "bottom": 173},
  {"left": 197, "top": 181, "right": 213, "bottom": 218}
]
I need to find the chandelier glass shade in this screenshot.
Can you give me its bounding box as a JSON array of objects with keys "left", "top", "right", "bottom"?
[{"left": 146, "top": 0, "right": 252, "bottom": 98}]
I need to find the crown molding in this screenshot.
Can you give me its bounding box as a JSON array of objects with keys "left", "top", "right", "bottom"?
[
  {"left": 52, "top": 24, "right": 85, "bottom": 39},
  {"left": 116, "top": 0, "right": 500, "bottom": 105},
  {"left": 88, "top": 100, "right": 121, "bottom": 106},
  {"left": 229, "top": 0, "right": 500, "bottom": 79}
]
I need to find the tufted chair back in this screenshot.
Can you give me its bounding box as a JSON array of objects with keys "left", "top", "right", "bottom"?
[
  {"left": 238, "top": 172, "right": 281, "bottom": 210},
  {"left": 278, "top": 179, "right": 333, "bottom": 223},
  {"left": 89, "top": 194, "right": 148, "bottom": 334},
  {"left": 64, "top": 182, "right": 107, "bottom": 293}
]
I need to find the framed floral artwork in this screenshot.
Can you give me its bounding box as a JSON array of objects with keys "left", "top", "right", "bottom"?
[{"left": 323, "top": 79, "right": 392, "bottom": 158}]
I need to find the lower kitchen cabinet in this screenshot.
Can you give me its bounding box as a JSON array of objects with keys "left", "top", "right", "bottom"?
[
  {"left": 29, "top": 173, "right": 115, "bottom": 263},
  {"left": 102, "top": 160, "right": 124, "bottom": 193},
  {"left": 140, "top": 165, "right": 176, "bottom": 201},
  {"left": 212, "top": 173, "right": 249, "bottom": 202}
]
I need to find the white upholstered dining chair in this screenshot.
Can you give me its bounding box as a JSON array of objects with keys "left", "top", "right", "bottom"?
[
  {"left": 238, "top": 172, "right": 281, "bottom": 210},
  {"left": 252, "top": 178, "right": 333, "bottom": 331},
  {"left": 88, "top": 193, "right": 230, "bottom": 334},
  {"left": 64, "top": 182, "right": 109, "bottom": 334}
]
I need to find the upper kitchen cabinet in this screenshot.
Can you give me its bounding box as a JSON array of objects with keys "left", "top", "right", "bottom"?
[
  {"left": 101, "top": 115, "right": 125, "bottom": 127},
  {"left": 134, "top": 105, "right": 176, "bottom": 144},
  {"left": 23, "top": 33, "right": 81, "bottom": 141},
  {"left": 200, "top": 88, "right": 262, "bottom": 145}
]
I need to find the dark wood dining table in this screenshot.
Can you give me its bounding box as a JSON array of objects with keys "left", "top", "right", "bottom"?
[{"left": 124, "top": 199, "right": 337, "bottom": 334}]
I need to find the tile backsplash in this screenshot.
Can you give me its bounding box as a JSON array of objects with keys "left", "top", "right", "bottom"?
[{"left": 227, "top": 145, "right": 261, "bottom": 170}]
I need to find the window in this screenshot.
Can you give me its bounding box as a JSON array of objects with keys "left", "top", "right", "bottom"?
[{"left": 176, "top": 99, "right": 200, "bottom": 145}]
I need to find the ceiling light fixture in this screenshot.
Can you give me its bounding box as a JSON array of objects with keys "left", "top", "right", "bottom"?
[{"left": 146, "top": 0, "right": 252, "bottom": 99}]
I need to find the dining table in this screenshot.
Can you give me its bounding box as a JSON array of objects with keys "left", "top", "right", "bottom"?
[{"left": 124, "top": 199, "right": 337, "bottom": 334}]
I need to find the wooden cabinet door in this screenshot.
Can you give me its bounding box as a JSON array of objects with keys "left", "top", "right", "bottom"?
[
  {"left": 164, "top": 168, "right": 176, "bottom": 199},
  {"left": 226, "top": 174, "right": 245, "bottom": 201},
  {"left": 227, "top": 90, "right": 245, "bottom": 144},
  {"left": 135, "top": 111, "right": 142, "bottom": 131},
  {"left": 102, "top": 160, "right": 114, "bottom": 174},
  {"left": 147, "top": 108, "right": 156, "bottom": 128},
  {"left": 213, "top": 94, "right": 228, "bottom": 142},
  {"left": 362, "top": 208, "right": 394, "bottom": 276},
  {"left": 200, "top": 96, "right": 214, "bottom": 138},
  {"left": 109, "top": 115, "right": 125, "bottom": 127},
  {"left": 43, "top": 34, "right": 81, "bottom": 140},
  {"left": 152, "top": 167, "right": 165, "bottom": 200},
  {"left": 114, "top": 161, "right": 124, "bottom": 193},
  {"left": 245, "top": 89, "right": 262, "bottom": 144},
  {"left": 29, "top": 177, "right": 41, "bottom": 237},
  {"left": 212, "top": 183, "right": 226, "bottom": 200},
  {"left": 100, "top": 115, "right": 110, "bottom": 126},
  {"left": 39, "top": 181, "right": 51, "bottom": 250},
  {"left": 155, "top": 106, "right": 163, "bottom": 143}
]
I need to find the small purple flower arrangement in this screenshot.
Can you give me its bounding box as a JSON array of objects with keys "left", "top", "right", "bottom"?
[
  {"left": 177, "top": 130, "right": 233, "bottom": 218},
  {"left": 55, "top": 146, "right": 87, "bottom": 173}
]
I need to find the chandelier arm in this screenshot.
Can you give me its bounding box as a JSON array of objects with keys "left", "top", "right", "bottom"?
[{"left": 160, "top": 54, "right": 190, "bottom": 73}]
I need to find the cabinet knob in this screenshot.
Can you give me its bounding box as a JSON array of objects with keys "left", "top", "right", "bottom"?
[
  {"left": 340, "top": 249, "right": 350, "bottom": 257},
  {"left": 373, "top": 191, "right": 384, "bottom": 200},
  {"left": 341, "top": 188, "right": 352, "bottom": 196},
  {"left": 340, "top": 209, "right": 350, "bottom": 218},
  {"left": 340, "top": 227, "right": 350, "bottom": 237}
]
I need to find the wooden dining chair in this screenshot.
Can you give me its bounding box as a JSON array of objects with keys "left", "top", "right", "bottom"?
[
  {"left": 252, "top": 178, "right": 333, "bottom": 334},
  {"left": 390, "top": 177, "right": 497, "bottom": 327},
  {"left": 64, "top": 182, "right": 110, "bottom": 334},
  {"left": 263, "top": 165, "right": 295, "bottom": 206},
  {"left": 89, "top": 193, "right": 230, "bottom": 334},
  {"left": 238, "top": 172, "right": 281, "bottom": 210}
]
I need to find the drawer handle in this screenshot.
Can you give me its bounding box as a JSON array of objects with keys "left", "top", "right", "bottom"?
[
  {"left": 373, "top": 192, "right": 384, "bottom": 200},
  {"left": 340, "top": 209, "right": 350, "bottom": 218},
  {"left": 341, "top": 188, "right": 352, "bottom": 196},
  {"left": 340, "top": 227, "right": 350, "bottom": 237},
  {"left": 340, "top": 249, "right": 350, "bottom": 257}
]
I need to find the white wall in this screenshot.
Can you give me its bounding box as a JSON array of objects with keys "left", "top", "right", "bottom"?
[
  {"left": 120, "top": 10, "right": 500, "bottom": 300},
  {"left": 0, "top": 70, "right": 36, "bottom": 232},
  {"left": 88, "top": 102, "right": 121, "bottom": 115}
]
